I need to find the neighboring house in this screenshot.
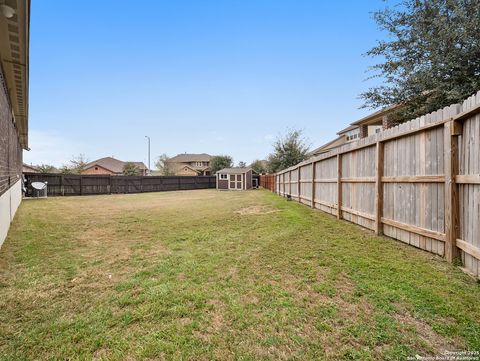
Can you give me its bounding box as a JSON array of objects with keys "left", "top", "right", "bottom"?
[
  {"left": 167, "top": 153, "right": 212, "bottom": 176},
  {"left": 22, "top": 164, "right": 59, "bottom": 173},
  {"left": 0, "top": 1, "right": 30, "bottom": 246},
  {"left": 309, "top": 104, "right": 401, "bottom": 157},
  {"left": 216, "top": 167, "right": 253, "bottom": 191},
  {"left": 23, "top": 164, "right": 39, "bottom": 173},
  {"left": 83, "top": 157, "right": 148, "bottom": 176}
]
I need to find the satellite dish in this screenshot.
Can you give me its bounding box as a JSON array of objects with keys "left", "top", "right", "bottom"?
[{"left": 31, "top": 182, "right": 47, "bottom": 190}]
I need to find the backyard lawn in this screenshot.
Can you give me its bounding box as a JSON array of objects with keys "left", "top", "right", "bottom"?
[{"left": 0, "top": 189, "right": 479, "bottom": 360}]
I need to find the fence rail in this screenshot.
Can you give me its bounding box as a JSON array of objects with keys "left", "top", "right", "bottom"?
[
  {"left": 275, "top": 91, "right": 480, "bottom": 278},
  {"left": 23, "top": 173, "right": 216, "bottom": 196},
  {"left": 260, "top": 174, "right": 276, "bottom": 192}
]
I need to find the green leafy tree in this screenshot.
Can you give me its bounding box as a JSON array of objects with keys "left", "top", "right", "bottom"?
[
  {"left": 122, "top": 162, "right": 140, "bottom": 176},
  {"left": 237, "top": 161, "right": 246, "bottom": 168},
  {"left": 155, "top": 153, "right": 174, "bottom": 175},
  {"left": 361, "top": 0, "right": 480, "bottom": 121},
  {"left": 210, "top": 155, "right": 233, "bottom": 174},
  {"left": 267, "top": 129, "right": 310, "bottom": 173},
  {"left": 250, "top": 159, "right": 268, "bottom": 174}
]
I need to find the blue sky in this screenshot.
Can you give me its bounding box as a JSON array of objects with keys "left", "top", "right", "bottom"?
[{"left": 25, "top": 0, "right": 389, "bottom": 168}]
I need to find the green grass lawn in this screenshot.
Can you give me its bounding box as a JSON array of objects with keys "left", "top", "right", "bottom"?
[{"left": 0, "top": 189, "right": 479, "bottom": 360}]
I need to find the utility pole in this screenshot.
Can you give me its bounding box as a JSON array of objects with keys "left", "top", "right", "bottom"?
[{"left": 145, "top": 136, "right": 150, "bottom": 175}]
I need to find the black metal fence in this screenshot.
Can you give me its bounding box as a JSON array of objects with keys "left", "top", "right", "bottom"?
[{"left": 24, "top": 173, "right": 216, "bottom": 196}]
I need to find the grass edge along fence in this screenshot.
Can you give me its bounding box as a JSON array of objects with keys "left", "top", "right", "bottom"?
[
  {"left": 275, "top": 90, "right": 480, "bottom": 279},
  {"left": 23, "top": 173, "right": 216, "bottom": 196}
]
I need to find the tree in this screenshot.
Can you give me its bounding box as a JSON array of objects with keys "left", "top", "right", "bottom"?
[
  {"left": 210, "top": 155, "right": 233, "bottom": 174},
  {"left": 59, "top": 154, "right": 89, "bottom": 174},
  {"left": 237, "top": 161, "right": 246, "bottom": 168},
  {"left": 361, "top": 0, "right": 480, "bottom": 121},
  {"left": 122, "top": 162, "right": 140, "bottom": 176},
  {"left": 250, "top": 159, "right": 268, "bottom": 174},
  {"left": 59, "top": 165, "right": 72, "bottom": 174},
  {"left": 69, "top": 154, "right": 89, "bottom": 174},
  {"left": 267, "top": 129, "right": 310, "bottom": 173},
  {"left": 36, "top": 164, "right": 56, "bottom": 173},
  {"left": 155, "top": 153, "right": 174, "bottom": 175}
]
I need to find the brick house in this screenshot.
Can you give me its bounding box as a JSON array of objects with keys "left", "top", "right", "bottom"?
[
  {"left": 0, "top": 1, "right": 30, "bottom": 246},
  {"left": 167, "top": 153, "right": 212, "bottom": 176},
  {"left": 83, "top": 157, "right": 148, "bottom": 176}
]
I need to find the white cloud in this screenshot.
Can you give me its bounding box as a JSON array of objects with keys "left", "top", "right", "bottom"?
[{"left": 23, "top": 130, "right": 86, "bottom": 167}]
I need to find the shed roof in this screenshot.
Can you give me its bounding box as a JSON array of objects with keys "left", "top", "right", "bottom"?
[{"left": 217, "top": 167, "right": 252, "bottom": 174}]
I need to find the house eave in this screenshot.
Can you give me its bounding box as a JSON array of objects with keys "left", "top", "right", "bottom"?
[
  {"left": 0, "top": 0, "right": 30, "bottom": 149},
  {"left": 350, "top": 104, "right": 401, "bottom": 127}
]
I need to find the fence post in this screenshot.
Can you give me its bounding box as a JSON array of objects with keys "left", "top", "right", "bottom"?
[
  {"left": 337, "top": 154, "right": 342, "bottom": 219},
  {"left": 375, "top": 142, "right": 384, "bottom": 235},
  {"left": 311, "top": 161, "right": 316, "bottom": 208},
  {"left": 297, "top": 167, "right": 301, "bottom": 202},
  {"left": 79, "top": 176, "right": 83, "bottom": 196},
  {"left": 60, "top": 175, "right": 65, "bottom": 196},
  {"left": 444, "top": 120, "right": 460, "bottom": 263},
  {"left": 287, "top": 171, "right": 290, "bottom": 195}
]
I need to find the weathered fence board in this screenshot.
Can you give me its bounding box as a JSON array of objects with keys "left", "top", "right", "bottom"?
[
  {"left": 259, "top": 174, "right": 276, "bottom": 192},
  {"left": 24, "top": 173, "right": 216, "bottom": 196},
  {"left": 275, "top": 91, "right": 480, "bottom": 278}
]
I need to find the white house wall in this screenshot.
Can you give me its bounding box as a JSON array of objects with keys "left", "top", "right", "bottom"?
[{"left": 0, "top": 180, "right": 22, "bottom": 247}]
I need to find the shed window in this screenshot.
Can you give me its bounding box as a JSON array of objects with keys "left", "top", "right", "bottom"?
[{"left": 219, "top": 174, "right": 228, "bottom": 180}]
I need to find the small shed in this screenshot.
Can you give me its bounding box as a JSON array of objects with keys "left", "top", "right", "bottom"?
[{"left": 216, "top": 167, "right": 253, "bottom": 190}]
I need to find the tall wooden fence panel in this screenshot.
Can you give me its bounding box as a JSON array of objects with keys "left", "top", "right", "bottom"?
[
  {"left": 24, "top": 174, "right": 216, "bottom": 197},
  {"left": 458, "top": 95, "right": 480, "bottom": 277},
  {"left": 259, "top": 174, "right": 276, "bottom": 192},
  {"left": 275, "top": 91, "right": 480, "bottom": 278}
]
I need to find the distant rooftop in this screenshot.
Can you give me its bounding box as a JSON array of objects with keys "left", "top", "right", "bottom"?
[
  {"left": 85, "top": 157, "right": 147, "bottom": 173},
  {"left": 168, "top": 153, "right": 212, "bottom": 162}
]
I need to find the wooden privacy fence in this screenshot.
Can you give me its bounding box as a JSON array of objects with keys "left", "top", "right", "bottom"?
[
  {"left": 260, "top": 174, "right": 276, "bottom": 192},
  {"left": 23, "top": 173, "right": 216, "bottom": 196},
  {"left": 275, "top": 91, "right": 480, "bottom": 278}
]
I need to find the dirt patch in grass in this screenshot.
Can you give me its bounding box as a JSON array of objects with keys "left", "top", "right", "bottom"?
[
  {"left": 235, "top": 205, "right": 279, "bottom": 215},
  {"left": 393, "top": 310, "right": 460, "bottom": 354}
]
